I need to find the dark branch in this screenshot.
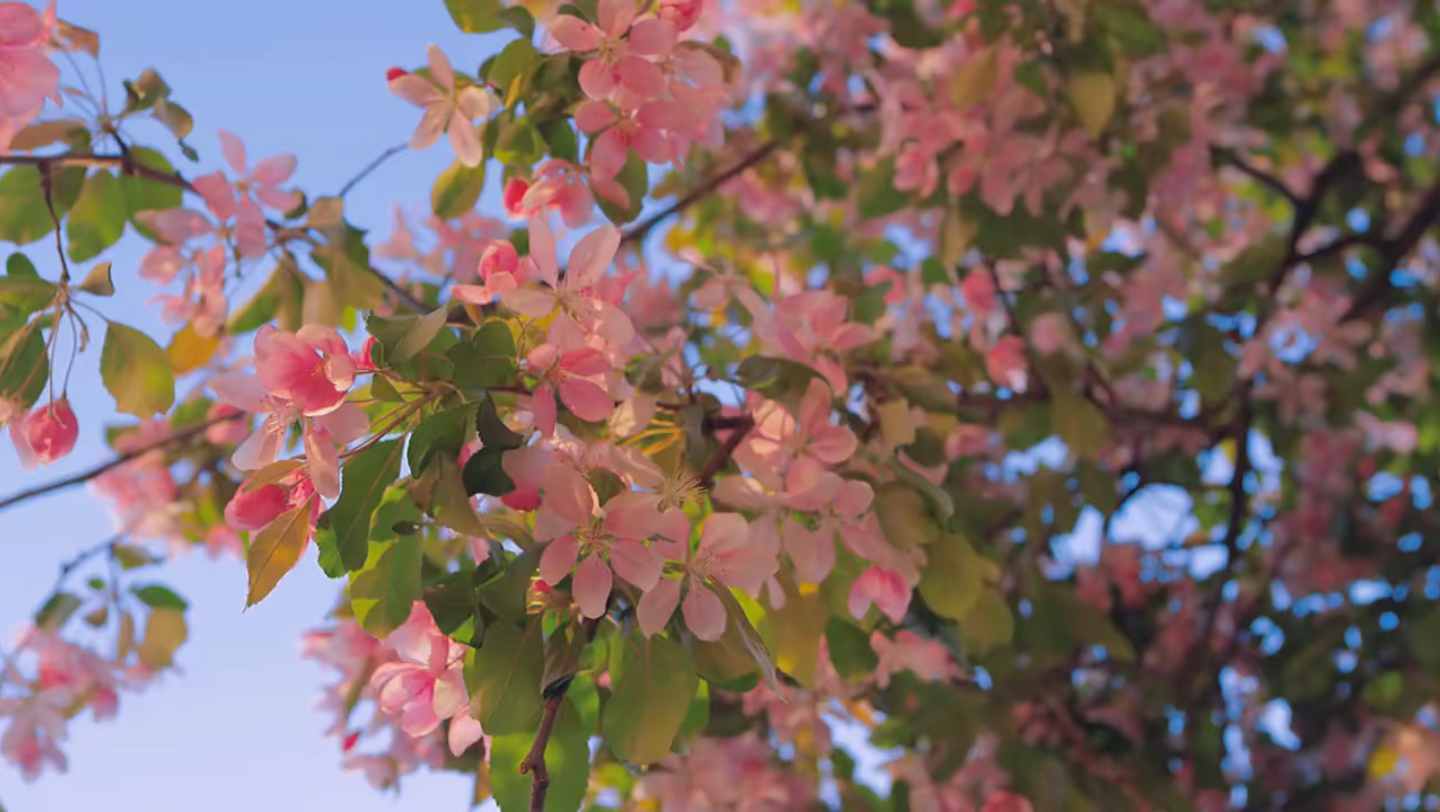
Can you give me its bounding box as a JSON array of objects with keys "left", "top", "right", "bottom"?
[
  {"left": 1218, "top": 149, "right": 1302, "bottom": 208},
  {"left": 0, "top": 410, "right": 244, "bottom": 514},
  {"left": 520, "top": 616, "right": 600, "bottom": 812},
  {"left": 337, "top": 143, "right": 407, "bottom": 200},
  {"left": 618, "top": 140, "right": 778, "bottom": 248},
  {"left": 697, "top": 415, "right": 755, "bottom": 490}
]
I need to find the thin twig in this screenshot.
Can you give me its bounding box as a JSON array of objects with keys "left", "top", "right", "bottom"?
[
  {"left": 337, "top": 143, "right": 408, "bottom": 200},
  {"left": 1218, "top": 149, "right": 1302, "bottom": 208},
  {"left": 520, "top": 616, "right": 600, "bottom": 812},
  {"left": 697, "top": 415, "right": 754, "bottom": 489},
  {"left": 618, "top": 141, "right": 778, "bottom": 248},
  {"left": 0, "top": 410, "right": 244, "bottom": 514}
]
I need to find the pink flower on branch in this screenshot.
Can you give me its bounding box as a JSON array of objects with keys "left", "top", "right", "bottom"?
[
  {"left": 500, "top": 217, "right": 635, "bottom": 346},
  {"left": 191, "top": 130, "right": 302, "bottom": 220},
  {"left": 369, "top": 603, "right": 484, "bottom": 757},
  {"left": 638, "top": 512, "right": 778, "bottom": 640},
  {"left": 389, "top": 45, "right": 499, "bottom": 168},
  {"left": 549, "top": 0, "right": 673, "bottom": 107}
]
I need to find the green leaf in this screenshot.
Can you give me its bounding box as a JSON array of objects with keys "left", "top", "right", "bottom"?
[
  {"left": 408, "top": 405, "right": 473, "bottom": 474},
  {"left": 824, "top": 617, "right": 878, "bottom": 681},
  {"left": 35, "top": 592, "right": 82, "bottom": 633},
  {"left": 596, "top": 151, "right": 647, "bottom": 224},
  {"left": 488, "top": 38, "right": 539, "bottom": 102},
  {"left": 76, "top": 261, "right": 114, "bottom": 297},
  {"left": 66, "top": 171, "right": 128, "bottom": 262},
  {"left": 476, "top": 394, "right": 524, "bottom": 450},
  {"left": 446, "top": 0, "right": 509, "bottom": 32},
  {"left": 0, "top": 166, "right": 84, "bottom": 245},
  {"left": 246, "top": 504, "right": 313, "bottom": 607},
  {"left": 0, "top": 318, "right": 47, "bottom": 408},
  {"left": 465, "top": 621, "right": 544, "bottom": 735},
  {"left": 858, "top": 158, "right": 907, "bottom": 219},
  {"left": 767, "top": 576, "right": 826, "bottom": 687},
  {"left": 735, "top": 355, "right": 823, "bottom": 416},
  {"left": 0, "top": 262, "right": 56, "bottom": 312},
  {"left": 489, "top": 697, "right": 588, "bottom": 812},
  {"left": 1051, "top": 390, "right": 1109, "bottom": 460},
  {"left": 538, "top": 117, "right": 578, "bottom": 163},
  {"left": 132, "top": 584, "right": 188, "bottom": 610},
  {"left": 603, "top": 634, "right": 698, "bottom": 765},
  {"left": 395, "top": 307, "right": 451, "bottom": 365},
  {"left": 919, "top": 534, "right": 984, "bottom": 621},
  {"left": 478, "top": 547, "right": 540, "bottom": 619},
  {"left": 432, "top": 160, "right": 487, "bottom": 220},
  {"left": 424, "top": 456, "right": 492, "bottom": 537},
  {"left": 101, "top": 323, "right": 175, "bottom": 417},
  {"left": 121, "top": 147, "right": 184, "bottom": 215},
  {"left": 962, "top": 588, "right": 1014, "bottom": 654},
  {"left": 313, "top": 238, "right": 385, "bottom": 311},
  {"left": 349, "top": 531, "right": 423, "bottom": 638},
  {"left": 228, "top": 255, "right": 305, "bottom": 333},
  {"left": 494, "top": 116, "right": 545, "bottom": 167},
  {"left": 137, "top": 607, "right": 188, "bottom": 670},
  {"left": 853, "top": 280, "right": 891, "bottom": 325},
  {"left": 320, "top": 439, "right": 405, "bottom": 573},
  {"left": 449, "top": 321, "right": 518, "bottom": 391},
  {"left": 463, "top": 448, "right": 515, "bottom": 496}
]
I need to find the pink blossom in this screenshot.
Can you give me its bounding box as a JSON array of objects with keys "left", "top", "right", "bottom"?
[
  {"left": 848, "top": 567, "right": 909, "bottom": 623},
  {"left": 549, "top": 0, "right": 672, "bottom": 106},
  {"left": 639, "top": 513, "right": 778, "bottom": 640},
  {"left": 961, "top": 270, "right": 997, "bottom": 315},
  {"left": 191, "top": 130, "right": 302, "bottom": 219},
  {"left": 502, "top": 178, "right": 529, "bottom": 219},
  {"left": 576, "top": 100, "right": 672, "bottom": 180},
  {"left": 536, "top": 467, "right": 663, "bottom": 618},
  {"left": 253, "top": 325, "right": 357, "bottom": 417},
  {"left": 224, "top": 483, "right": 290, "bottom": 530},
  {"left": 0, "top": 3, "right": 59, "bottom": 121},
  {"left": 389, "top": 45, "right": 499, "bottom": 167},
  {"left": 870, "top": 630, "right": 955, "bottom": 688},
  {"left": 739, "top": 378, "right": 857, "bottom": 475},
  {"left": 11, "top": 398, "right": 77, "bottom": 470},
  {"left": 204, "top": 402, "right": 250, "bottom": 445},
  {"left": 451, "top": 241, "right": 521, "bottom": 306},
  {"left": 519, "top": 160, "right": 598, "bottom": 227},
  {"left": 1029, "top": 312, "right": 1076, "bottom": 356},
  {"left": 984, "top": 335, "right": 1028, "bottom": 391},
  {"left": 741, "top": 290, "right": 874, "bottom": 392},
  {"left": 369, "top": 603, "right": 484, "bottom": 757},
  {"left": 500, "top": 217, "right": 634, "bottom": 346},
  {"left": 527, "top": 343, "right": 614, "bottom": 436},
  {"left": 658, "top": 0, "right": 703, "bottom": 31}
]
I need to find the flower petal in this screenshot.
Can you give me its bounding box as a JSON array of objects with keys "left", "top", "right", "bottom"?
[
  {"left": 609, "top": 538, "right": 661, "bottom": 590},
  {"left": 539, "top": 535, "right": 580, "bottom": 585},
  {"left": 573, "top": 554, "right": 613, "bottom": 618},
  {"left": 681, "top": 583, "right": 725, "bottom": 641},
  {"left": 637, "top": 578, "right": 680, "bottom": 637}
]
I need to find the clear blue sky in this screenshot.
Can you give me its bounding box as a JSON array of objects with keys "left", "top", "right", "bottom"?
[{"left": 0, "top": 2, "right": 504, "bottom": 808}]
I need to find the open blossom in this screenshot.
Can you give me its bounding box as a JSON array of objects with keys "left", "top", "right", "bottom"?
[
  {"left": 984, "top": 335, "right": 1028, "bottom": 391},
  {"left": 870, "top": 630, "right": 955, "bottom": 688},
  {"left": 191, "top": 131, "right": 302, "bottom": 220},
  {"left": 639, "top": 513, "right": 779, "bottom": 640},
  {"left": 535, "top": 465, "right": 664, "bottom": 618},
  {"left": 518, "top": 159, "right": 597, "bottom": 227},
  {"left": 254, "top": 325, "right": 357, "bottom": 417},
  {"left": 739, "top": 378, "right": 857, "bottom": 477},
  {"left": 527, "top": 344, "right": 614, "bottom": 436},
  {"left": 10, "top": 398, "right": 77, "bottom": 470},
  {"left": 501, "top": 217, "right": 634, "bottom": 346},
  {"left": 549, "top": 0, "right": 672, "bottom": 106},
  {"left": 0, "top": 2, "right": 60, "bottom": 150},
  {"left": 369, "top": 603, "right": 484, "bottom": 757},
  {"left": 575, "top": 99, "right": 672, "bottom": 180},
  {"left": 848, "top": 567, "right": 910, "bottom": 623},
  {"left": 388, "top": 45, "right": 499, "bottom": 167},
  {"left": 451, "top": 241, "right": 521, "bottom": 306}
]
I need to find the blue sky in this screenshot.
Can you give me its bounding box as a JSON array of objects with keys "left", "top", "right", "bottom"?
[{"left": 0, "top": 1, "right": 507, "bottom": 808}]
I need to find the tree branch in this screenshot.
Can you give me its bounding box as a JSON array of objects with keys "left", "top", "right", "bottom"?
[
  {"left": 618, "top": 140, "right": 778, "bottom": 248},
  {"left": 1340, "top": 172, "right": 1440, "bottom": 322},
  {"left": 0, "top": 410, "right": 244, "bottom": 514},
  {"left": 697, "top": 415, "right": 754, "bottom": 490},
  {"left": 1217, "top": 149, "right": 1302, "bottom": 208},
  {"left": 337, "top": 142, "right": 407, "bottom": 200},
  {"left": 520, "top": 616, "right": 600, "bottom": 812}
]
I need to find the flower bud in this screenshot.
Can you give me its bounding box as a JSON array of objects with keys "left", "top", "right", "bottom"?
[
  {"left": 12, "top": 399, "right": 78, "bottom": 469},
  {"left": 224, "top": 483, "right": 290, "bottom": 530},
  {"left": 386, "top": 67, "right": 407, "bottom": 82},
  {"left": 502, "top": 178, "right": 529, "bottom": 219}
]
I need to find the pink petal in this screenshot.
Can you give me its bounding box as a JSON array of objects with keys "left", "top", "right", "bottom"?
[
  {"left": 565, "top": 225, "right": 620, "bottom": 290},
  {"left": 597, "top": 0, "right": 637, "bottom": 34},
  {"left": 231, "top": 426, "right": 282, "bottom": 471},
  {"left": 849, "top": 568, "right": 910, "bottom": 623},
  {"left": 426, "top": 44, "right": 457, "bottom": 91},
  {"left": 593, "top": 300, "right": 636, "bottom": 345},
  {"left": 559, "top": 378, "right": 614, "bottom": 423},
  {"left": 411, "top": 105, "right": 450, "bottom": 151},
  {"left": 456, "top": 86, "right": 497, "bottom": 120},
  {"left": 251, "top": 154, "right": 297, "bottom": 187},
  {"left": 210, "top": 373, "right": 269, "bottom": 413},
  {"left": 604, "top": 492, "right": 662, "bottom": 540},
  {"left": 541, "top": 463, "right": 597, "bottom": 525},
  {"left": 574, "top": 100, "right": 617, "bottom": 135},
  {"left": 559, "top": 347, "right": 611, "bottom": 376},
  {"left": 589, "top": 128, "right": 627, "bottom": 181},
  {"left": 682, "top": 583, "right": 725, "bottom": 641},
  {"left": 609, "top": 538, "right": 660, "bottom": 590},
  {"left": 626, "top": 18, "right": 676, "bottom": 56},
  {"left": 533, "top": 382, "right": 558, "bottom": 437},
  {"left": 500, "top": 287, "right": 557, "bottom": 319},
  {"left": 637, "top": 578, "right": 680, "bottom": 637},
  {"left": 448, "top": 711, "right": 485, "bottom": 756},
  {"left": 811, "top": 425, "right": 858, "bottom": 466},
  {"left": 783, "top": 518, "right": 835, "bottom": 584},
  {"left": 658, "top": 508, "right": 690, "bottom": 542},
  {"left": 390, "top": 74, "right": 445, "bottom": 107},
  {"left": 548, "top": 16, "right": 601, "bottom": 52},
  {"left": 578, "top": 60, "right": 616, "bottom": 101},
  {"left": 539, "top": 535, "right": 580, "bottom": 585},
  {"left": 449, "top": 114, "right": 483, "bottom": 168},
  {"left": 218, "top": 130, "right": 247, "bottom": 174},
  {"left": 192, "top": 172, "right": 237, "bottom": 221},
  {"left": 613, "top": 57, "right": 666, "bottom": 102},
  {"left": 0, "top": 5, "right": 43, "bottom": 47},
  {"left": 314, "top": 403, "right": 369, "bottom": 446},
  {"left": 573, "top": 554, "right": 612, "bottom": 618},
  {"left": 526, "top": 216, "right": 560, "bottom": 284},
  {"left": 305, "top": 424, "right": 342, "bottom": 499},
  {"left": 255, "top": 185, "right": 302, "bottom": 213},
  {"left": 836, "top": 480, "right": 874, "bottom": 517},
  {"left": 698, "top": 512, "right": 749, "bottom": 558}
]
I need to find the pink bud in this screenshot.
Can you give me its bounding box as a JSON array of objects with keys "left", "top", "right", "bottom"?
[
  {"left": 386, "top": 67, "right": 407, "bottom": 82},
  {"left": 357, "top": 336, "right": 380, "bottom": 371},
  {"left": 478, "top": 241, "right": 519, "bottom": 279},
  {"left": 502, "top": 178, "right": 529, "bottom": 219},
  {"left": 659, "top": 0, "right": 703, "bottom": 31},
  {"left": 205, "top": 403, "right": 250, "bottom": 446},
  {"left": 225, "top": 483, "right": 290, "bottom": 530},
  {"left": 12, "top": 399, "right": 78, "bottom": 469}
]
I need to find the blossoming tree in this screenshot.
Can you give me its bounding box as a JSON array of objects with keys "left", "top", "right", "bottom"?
[{"left": 2, "top": 0, "right": 1440, "bottom": 809}]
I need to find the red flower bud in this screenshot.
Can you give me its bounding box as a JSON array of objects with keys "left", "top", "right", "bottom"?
[
  {"left": 225, "top": 483, "right": 290, "bottom": 531},
  {"left": 502, "top": 178, "right": 530, "bottom": 219},
  {"left": 11, "top": 399, "right": 78, "bottom": 469},
  {"left": 386, "top": 67, "right": 407, "bottom": 83}
]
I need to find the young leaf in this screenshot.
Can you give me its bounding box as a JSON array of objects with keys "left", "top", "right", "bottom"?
[
  {"left": 918, "top": 533, "right": 984, "bottom": 621},
  {"left": 464, "top": 621, "right": 544, "bottom": 735},
  {"left": 1067, "top": 71, "right": 1118, "bottom": 138},
  {"left": 463, "top": 447, "right": 515, "bottom": 496},
  {"left": 449, "top": 321, "right": 518, "bottom": 391},
  {"left": 166, "top": 322, "right": 221, "bottom": 374},
  {"left": 476, "top": 395, "right": 524, "bottom": 450},
  {"left": 137, "top": 607, "right": 187, "bottom": 669},
  {"left": 101, "top": 323, "right": 175, "bottom": 417},
  {"left": 446, "top": 0, "right": 508, "bottom": 32},
  {"left": 66, "top": 171, "right": 128, "bottom": 262},
  {"left": 349, "top": 531, "right": 423, "bottom": 638},
  {"left": 321, "top": 439, "right": 405, "bottom": 572},
  {"left": 603, "top": 633, "right": 699, "bottom": 765},
  {"left": 121, "top": 147, "right": 184, "bottom": 215},
  {"left": 0, "top": 165, "right": 84, "bottom": 245},
  {"left": 432, "top": 160, "right": 486, "bottom": 220},
  {"left": 246, "top": 502, "right": 314, "bottom": 607},
  {"left": 76, "top": 261, "right": 114, "bottom": 296},
  {"left": 132, "top": 584, "right": 188, "bottom": 610},
  {"left": 395, "top": 307, "right": 451, "bottom": 365}
]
